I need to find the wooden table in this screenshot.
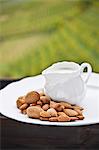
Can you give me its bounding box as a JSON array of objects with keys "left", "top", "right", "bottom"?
[{"left": 0, "top": 79, "right": 99, "bottom": 150}]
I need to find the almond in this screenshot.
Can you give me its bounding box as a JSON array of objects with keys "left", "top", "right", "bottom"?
[
  {"left": 39, "top": 91, "right": 45, "bottom": 96},
  {"left": 73, "top": 108, "right": 82, "bottom": 115},
  {"left": 40, "top": 117, "right": 49, "bottom": 121},
  {"left": 27, "top": 106, "right": 43, "bottom": 118},
  {"left": 37, "top": 100, "right": 43, "bottom": 106},
  {"left": 50, "top": 101, "right": 63, "bottom": 111},
  {"left": 50, "top": 101, "right": 57, "bottom": 108},
  {"left": 30, "top": 102, "right": 37, "bottom": 106},
  {"left": 16, "top": 96, "right": 25, "bottom": 108},
  {"left": 47, "top": 108, "right": 57, "bottom": 117},
  {"left": 19, "top": 103, "right": 28, "bottom": 110},
  {"left": 25, "top": 91, "right": 40, "bottom": 104},
  {"left": 36, "top": 105, "right": 41, "bottom": 108},
  {"left": 60, "top": 102, "right": 72, "bottom": 109},
  {"left": 58, "top": 115, "right": 70, "bottom": 122},
  {"left": 55, "top": 104, "right": 64, "bottom": 112},
  {"left": 21, "top": 109, "right": 27, "bottom": 115},
  {"left": 40, "top": 96, "right": 51, "bottom": 104},
  {"left": 49, "top": 117, "right": 58, "bottom": 122},
  {"left": 40, "top": 111, "right": 51, "bottom": 118},
  {"left": 58, "top": 112, "right": 67, "bottom": 116},
  {"left": 64, "top": 109, "right": 78, "bottom": 117},
  {"left": 69, "top": 117, "right": 78, "bottom": 121},
  {"left": 42, "top": 104, "right": 49, "bottom": 111},
  {"left": 77, "top": 115, "right": 84, "bottom": 120},
  {"left": 72, "top": 105, "right": 83, "bottom": 110}
]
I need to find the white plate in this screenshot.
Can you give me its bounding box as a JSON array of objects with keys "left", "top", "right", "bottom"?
[{"left": 0, "top": 73, "right": 99, "bottom": 126}]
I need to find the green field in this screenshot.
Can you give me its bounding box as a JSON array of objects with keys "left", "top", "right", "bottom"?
[{"left": 0, "top": 0, "right": 99, "bottom": 78}]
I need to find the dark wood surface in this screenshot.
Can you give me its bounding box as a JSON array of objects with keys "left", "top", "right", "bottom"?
[{"left": 0, "top": 79, "right": 99, "bottom": 150}]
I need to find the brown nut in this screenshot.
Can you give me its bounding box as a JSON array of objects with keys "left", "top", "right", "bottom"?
[
  {"left": 21, "top": 109, "right": 27, "bottom": 115},
  {"left": 16, "top": 96, "right": 25, "bottom": 108},
  {"left": 40, "top": 117, "right": 49, "bottom": 121},
  {"left": 40, "top": 96, "right": 51, "bottom": 104},
  {"left": 58, "top": 115, "right": 70, "bottom": 122},
  {"left": 27, "top": 106, "right": 43, "bottom": 118},
  {"left": 73, "top": 108, "right": 82, "bottom": 115},
  {"left": 55, "top": 104, "right": 63, "bottom": 112},
  {"left": 19, "top": 103, "right": 28, "bottom": 110},
  {"left": 50, "top": 101, "right": 63, "bottom": 111},
  {"left": 47, "top": 108, "right": 57, "bottom": 117},
  {"left": 36, "top": 105, "right": 41, "bottom": 108},
  {"left": 49, "top": 117, "right": 58, "bottom": 122},
  {"left": 50, "top": 101, "right": 57, "bottom": 108},
  {"left": 60, "top": 102, "right": 72, "bottom": 109},
  {"left": 37, "top": 100, "right": 43, "bottom": 106},
  {"left": 40, "top": 111, "right": 51, "bottom": 118},
  {"left": 77, "top": 115, "right": 84, "bottom": 120},
  {"left": 64, "top": 109, "right": 78, "bottom": 117},
  {"left": 58, "top": 112, "right": 67, "bottom": 116},
  {"left": 39, "top": 91, "right": 45, "bottom": 96},
  {"left": 72, "top": 105, "right": 83, "bottom": 110},
  {"left": 42, "top": 104, "right": 50, "bottom": 111},
  {"left": 69, "top": 117, "right": 78, "bottom": 121},
  {"left": 30, "top": 102, "right": 37, "bottom": 106},
  {"left": 25, "top": 91, "right": 40, "bottom": 104}
]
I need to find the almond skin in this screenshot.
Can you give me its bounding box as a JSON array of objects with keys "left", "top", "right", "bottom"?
[
  {"left": 40, "top": 117, "right": 49, "bottom": 121},
  {"left": 57, "top": 112, "right": 70, "bottom": 122},
  {"left": 27, "top": 106, "right": 43, "bottom": 118},
  {"left": 55, "top": 104, "right": 64, "bottom": 112},
  {"left": 73, "top": 108, "right": 82, "bottom": 115},
  {"left": 49, "top": 117, "right": 58, "bottom": 122},
  {"left": 58, "top": 115, "right": 70, "bottom": 122},
  {"left": 36, "top": 105, "right": 41, "bottom": 108},
  {"left": 39, "top": 91, "right": 45, "bottom": 96},
  {"left": 69, "top": 117, "right": 78, "bottom": 121},
  {"left": 16, "top": 96, "right": 25, "bottom": 108},
  {"left": 47, "top": 108, "right": 57, "bottom": 117},
  {"left": 50, "top": 101, "right": 57, "bottom": 109},
  {"left": 40, "top": 96, "right": 51, "bottom": 104},
  {"left": 60, "top": 102, "right": 72, "bottom": 109},
  {"left": 58, "top": 112, "right": 67, "bottom": 116},
  {"left": 50, "top": 101, "right": 63, "bottom": 111},
  {"left": 25, "top": 91, "right": 40, "bottom": 104},
  {"left": 42, "top": 104, "right": 49, "bottom": 111},
  {"left": 64, "top": 109, "right": 78, "bottom": 117},
  {"left": 21, "top": 109, "right": 27, "bottom": 115},
  {"left": 72, "top": 105, "right": 83, "bottom": 110},
  {"left": 77, "top": 115, "right": 84, "bottom": 120},
  {"left": 30, "top": 102, "right": 37, "bottom": 106},
  {"left": 37, "top": 100, "right": 43, "bottom": 106},
  {"left": 40, "top": 111, "right": 51, "bottom": 118},
  {"left": 19, "top": 103, "right": 28, "bottom": 110}
]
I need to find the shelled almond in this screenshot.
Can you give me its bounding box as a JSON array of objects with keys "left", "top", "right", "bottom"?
[{"left": 16, "top": 90, "right": 84, "bottom": 122}]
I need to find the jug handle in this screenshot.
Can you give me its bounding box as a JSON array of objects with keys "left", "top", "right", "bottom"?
[{"left": 80, "top": 63, "right": 92, "bottom": 83}]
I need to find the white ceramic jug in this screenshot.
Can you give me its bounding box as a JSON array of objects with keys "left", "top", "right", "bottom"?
[{"left": 42, "top": 61, "right": 92, "bottom": 105}]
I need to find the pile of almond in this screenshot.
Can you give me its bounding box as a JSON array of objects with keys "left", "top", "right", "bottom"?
[{"left": 16, "top": 91, "right": 84, "bottom": 122}]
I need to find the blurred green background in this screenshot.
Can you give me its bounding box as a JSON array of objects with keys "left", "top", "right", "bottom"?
[{"left": 0, "top": 0, "right": 99, "bottom": 78}]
